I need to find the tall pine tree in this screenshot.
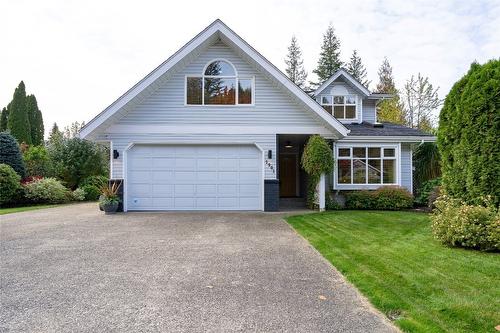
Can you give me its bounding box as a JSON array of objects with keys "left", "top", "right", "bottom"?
[
  {"left": 285, "top": 36, "right": 308, "bottom": 89},
  {"left": 26, "top": 95, "right": 44, "bottom": 145},
  {"left": 346, "top": 50, "right": 370, "bottom": 88},
  {"left": 375, "top": 57, "right": 405, "bottom": 124},
  {"left": 0, "top": 107, "right": 8, "bottom": 131},
  {"left": 7, "top": 81, "right": 31, "bottom": 144},
  {"left": 312, "top": 24, "right": 343, "bottom": 86}
]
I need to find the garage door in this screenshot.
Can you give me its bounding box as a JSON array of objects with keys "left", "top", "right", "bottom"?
[{"left": 126, "top": 144, "right": 262, "bottom": 210}]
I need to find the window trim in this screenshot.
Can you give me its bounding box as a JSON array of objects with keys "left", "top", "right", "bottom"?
[
  {"left": 185, "top": 59, "right": 255, "bottom": 107},
  {"left": 320, "top": 94, "right": 358, "bottom": 122},
  {"left": 333, "top": 142, "right": 401, "bottom": 190}
]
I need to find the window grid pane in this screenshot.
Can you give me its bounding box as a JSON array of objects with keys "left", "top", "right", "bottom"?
[{"left": 238, "top": 79, "right": 252, "bottom": 104}]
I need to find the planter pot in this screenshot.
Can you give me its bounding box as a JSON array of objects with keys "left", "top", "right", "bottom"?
[{"left": 102, "top": 202, "right": 119, "bottom": 214}]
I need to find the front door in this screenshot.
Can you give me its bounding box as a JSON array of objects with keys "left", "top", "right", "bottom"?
[{"left": 279, "top": 154, "right": 297, "bottom": 197}]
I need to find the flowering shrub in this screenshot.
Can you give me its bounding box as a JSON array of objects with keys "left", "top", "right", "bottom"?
[
  {"left": 21, "top": 175, "right": 43, "bottom": 185},
  {"left": 345, "top": 186, "right": 413, "bottom": 210},
  {"left": 431, "top": 195, "right": 499, "bottom": 251},
  {"left": 23, "top": 178, "right": 71, "bottom": 203},
  {"left": 72, "top": 188, "right": 86, "bottom": 201}
]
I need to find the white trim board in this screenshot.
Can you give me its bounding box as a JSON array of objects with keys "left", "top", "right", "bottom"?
[{"left": 79, "top": 19, "right": 349, "bottom": 140}]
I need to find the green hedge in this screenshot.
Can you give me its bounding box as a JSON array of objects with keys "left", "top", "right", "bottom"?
[{"left": 345, "top": 186, "right": 413, "bottom": 210}]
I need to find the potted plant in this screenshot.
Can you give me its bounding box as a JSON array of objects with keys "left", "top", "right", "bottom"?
[{"left": 99, "top": 181, "right": 122, "bottom": 214}]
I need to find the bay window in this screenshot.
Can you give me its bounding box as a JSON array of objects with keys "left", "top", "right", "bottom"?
[
  {"left": 186, "top": 59, "right": 253, "bottom": 105},
  {"left": 336, "top": 145, "right": 398, "bottom": 186}
]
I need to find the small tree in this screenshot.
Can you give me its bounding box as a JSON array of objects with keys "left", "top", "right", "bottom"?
[
  {"left": 7, "top": 81, "right": 31, "bottom": 144},
  {"left": 0, "top": 132, "right": 26, "bottom": 178},
  {"left": 403, "top": 73, "right": 441, "bottom": 131},
  {"left": 285, "top": 36, "right": 308, "bottom": 89},
  {"left": 346, "top": 50, "right": 370, "bottom": 88},
  {"left": 301, "top": 135, "right": 333, "bottom": 209},
  {"left": 48, "top": 122, "right": 63, "bottom": 145},
  {"left": 312, "top": 24, "right": 343, "bottom": 86},
  {"left": 438, "top": 59, "right": 500, "bottom": 206}
]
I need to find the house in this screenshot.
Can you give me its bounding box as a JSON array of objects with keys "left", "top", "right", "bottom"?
[{"left": 79, "top": 19, "right": 435, "bottom": 212}]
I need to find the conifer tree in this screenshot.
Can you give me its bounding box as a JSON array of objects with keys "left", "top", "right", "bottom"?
[
  {"left": 285, "top": 36, "right": 308, "bottom": 89},
  {"left": 346, "top": 50, "right": 370, "bottom": 88},
  {"left": 312, "top": 24, "right": 343, "bottom": 86},
  {"left": 7, "top": 81, "right": 31, "bottom": 144},
  {"left": 0, "top": 107, "right": 8, "bottom": 132},
  {"left": 375, "top": 57, "right": 405, "bottom": 124},
  {"left": 26, "top": 95, "right": 44, "bottom": 145},
  {"left": 48, "top": 122, "right": 63, "bottom": 145}
]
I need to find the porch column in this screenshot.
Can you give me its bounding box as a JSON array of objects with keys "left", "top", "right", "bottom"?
[{"left": 318, "top": 173, "right": 326, "bottom": 212}]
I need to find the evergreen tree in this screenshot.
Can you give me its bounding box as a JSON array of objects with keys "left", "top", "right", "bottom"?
[
  {"left": 375, "top": 57, "right": 405, "bottom": 124},
  {"left": 312, "top": 24, "right": 343, "bottom": 86},
  {"left": 285, "top": 36, "right": 308, "bottom": 89},
  {"left": 7, "top": 81, "right": 31, "bottom": 144},
  {"left": 346, "top": 50, "right": 370, "bottom": 88},
  {"left": 26, "top": 95, "right": 44, "bottom": 145},
  {"left": 376, "top": 57, "right": 396, "bottom": 93},
  {"left": 0, "top": 107, "right": 8, "bottom": 131},
  {"left": 0, "top": 132, "right": 26, "bottom": 178},
  {"left": 48, "top": 122, "right": 63, "bottom": 145}
]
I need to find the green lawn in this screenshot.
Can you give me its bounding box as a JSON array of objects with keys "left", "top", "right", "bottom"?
[
  {"left": 286, "top": 211, "right": 500, "bottom": 333},
  {"left": 0, "top": 204, "right": 58, "bottom": 215}
]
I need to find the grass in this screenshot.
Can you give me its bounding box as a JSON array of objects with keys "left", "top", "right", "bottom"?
[
  {"left": 0, "top": 204, "right": 58, "bottom": 215},
  {"left": 286, "top": 211, "right": 500, "bottom": 333}
]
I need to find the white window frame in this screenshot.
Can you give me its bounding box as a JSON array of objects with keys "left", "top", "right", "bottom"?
[
  {"left": 333, "top": 142, "right": 401, "bottom": 190},
  {"left": 320, "top": 94, "right": 358, "bottom": 121},
  {"left": 185, "top": 58, "right": 255, "bottom": 107}
]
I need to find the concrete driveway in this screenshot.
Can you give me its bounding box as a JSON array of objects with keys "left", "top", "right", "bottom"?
[{"left": 0, "top": 203, "right": 397, "bottom": 332}]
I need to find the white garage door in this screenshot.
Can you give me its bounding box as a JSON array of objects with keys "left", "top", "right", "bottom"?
[{"left": 126, "top": 144, "right": 263, "bottom": 211}]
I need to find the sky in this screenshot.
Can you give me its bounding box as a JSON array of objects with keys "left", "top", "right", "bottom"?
[{"left": 1, "top": 0, "right": 499, "bottom": 137}]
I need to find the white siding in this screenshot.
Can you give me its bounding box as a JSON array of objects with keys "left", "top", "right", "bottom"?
[
  {"left": 114, "top": 41, "right": 328, "bottom": 129},
  {"left": 102, "top": 133, "right": 276, "bottom": 179}
]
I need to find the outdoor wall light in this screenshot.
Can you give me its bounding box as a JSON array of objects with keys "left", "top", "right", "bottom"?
[
  {"left": 113, "top": 150, "right": 120, "bottom": 159},
  {"left": 267, "top": 150, "right": 272, "bottom": 159},
  {"left": 284, "top": 141, "right": 293, "bottom": 148}
]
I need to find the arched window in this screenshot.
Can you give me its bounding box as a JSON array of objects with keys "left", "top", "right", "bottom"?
[{"left": 186, "top": 59, "right": 253, "bottom": 105}]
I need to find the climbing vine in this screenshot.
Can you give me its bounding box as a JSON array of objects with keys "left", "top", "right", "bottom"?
[{"left": 301, "top": 135, "right": 334, "bottom": 209}]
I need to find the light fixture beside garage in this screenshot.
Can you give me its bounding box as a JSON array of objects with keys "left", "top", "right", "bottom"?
[{"left": 113, "top": 150, "right": 119, "bottom": 159}]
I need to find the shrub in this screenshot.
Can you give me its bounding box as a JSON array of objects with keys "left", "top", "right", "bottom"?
[
  {"left": 415, "top": 178, "right": 441, "bottom": 207},
  {"left": 47, "top": 137, "right": 108, "bottom": 189},
  {"left": 438, "top": 59, "right": 500, "bottom": 206},
  {"left": 431, "top": 195, "right": 499, "bottom": 251},
  {"left": 23, "top": 178, "right": 70, "bottom": 203},
  {"left": 325, "top": 192, "right": 342, "bottom": 210},
  {"left": 0, "top": 132, "right": 26, "bottom": 178},
  {"left": 428, "top": 186, "right": 441, "bottom": 209},
  {"left": 23, "top": 145, "right": 51, "bottom": 177},
  {"left": 80, "top": 175, "right": 108, "bottom": 189},
  {"left": 0, "top": 164, "right": 21, "bottom": 205},
  {"left": 81, "top": 184, "right": 100, "bottom": 201},
  {"left": 301, "top": 135, "right": 333, "bottom": 209},
  {"left": 72, "top": 188, "right": 86, "bottom": 201},
  {"left": 345, "top": 186, "right": 413, "bottom": 210}
]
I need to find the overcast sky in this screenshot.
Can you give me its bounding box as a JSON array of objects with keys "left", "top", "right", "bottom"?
[{"left": 1, "top": 0, "right": 499, "bottom": 136}]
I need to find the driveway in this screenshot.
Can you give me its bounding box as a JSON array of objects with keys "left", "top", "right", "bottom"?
[{"left": 0, "top": 203, "right": 397, "bottom": 332}]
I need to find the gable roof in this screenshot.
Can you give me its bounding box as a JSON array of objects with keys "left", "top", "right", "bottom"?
[
  {"left": 80, "top": 19, "right": 349, "bottom": 139},
  {"left": 314, "top": 68, "right": 372, "bottom": 97}
]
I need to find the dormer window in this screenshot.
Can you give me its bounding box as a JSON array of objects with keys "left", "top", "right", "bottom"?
[
  {"left": 321, "top": 94, "right": 357, "bottom": 120},
  {"left": 186, "top": 59, "right": 253, "bottom": 105}
]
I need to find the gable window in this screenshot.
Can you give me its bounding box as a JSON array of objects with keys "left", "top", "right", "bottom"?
[
  {"left": 336, "top": 146, "right": 397, "bottom": 185},
  {"left": 320, "top": 95, "right": 356, "bottom": 119},
  {"left": 186, "top": 59, "right": 253, "bottom": 105}
]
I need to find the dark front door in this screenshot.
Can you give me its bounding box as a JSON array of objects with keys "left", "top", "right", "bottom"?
[{"left": 280, "top": 154, "right": 297, "bottom": 197}]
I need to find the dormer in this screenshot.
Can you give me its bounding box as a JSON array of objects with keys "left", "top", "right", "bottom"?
[{"left": 314, "top": 69, "right": 388, "bottom": 124}]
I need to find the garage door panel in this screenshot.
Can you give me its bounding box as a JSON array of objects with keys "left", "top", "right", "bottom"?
[{"left": 128, "top": 144, "right": 262, "bottom": 211}]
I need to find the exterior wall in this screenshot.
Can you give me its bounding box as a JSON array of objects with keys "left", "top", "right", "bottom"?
[
  {"left": 362, "top": 99, "right": 377, "bottom": 123},
  {"left": 400, "top": 143, "right": 413, "bottom": 193},
  {"left": 102, "top": 133, "right": 277, "bottom": 180}
]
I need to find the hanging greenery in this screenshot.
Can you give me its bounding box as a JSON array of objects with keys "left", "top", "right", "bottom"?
[{"left": 301, "top": 135, "right": 334, "bottom": 209}]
